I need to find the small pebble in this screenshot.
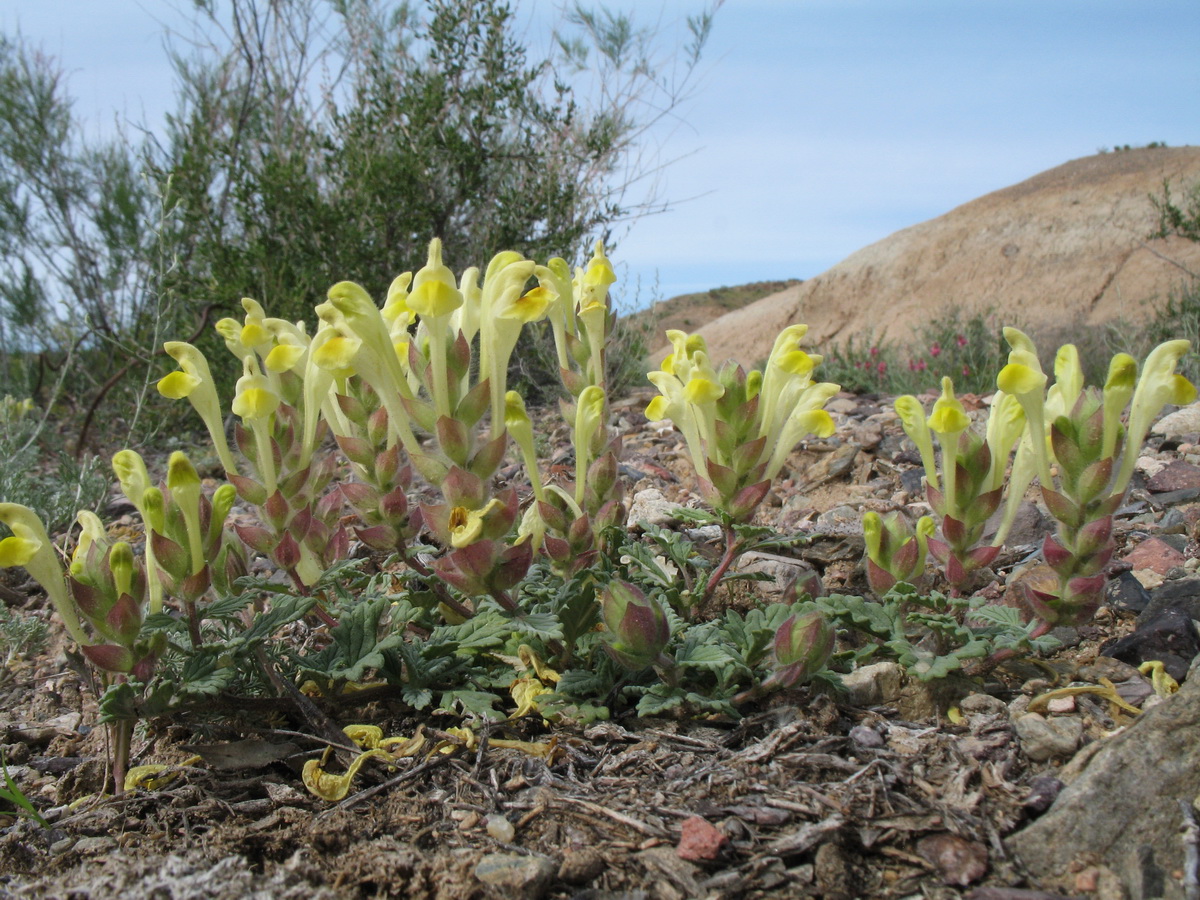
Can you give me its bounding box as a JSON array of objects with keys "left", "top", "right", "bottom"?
[
  {"left": 72, "top": 836, "right": 116, "bottom": 855},
  {"left": 1046, "top": 696, "right": 1076, "bottom": 714},
  {"left": 849, "top": 724, "right": 885, "bottom": 749},
  {"left": 486, "top": 813, "right": 515, "bottom": 842}
]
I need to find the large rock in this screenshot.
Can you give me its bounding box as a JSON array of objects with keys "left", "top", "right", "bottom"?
[
  {"left": 658, "top": 147, "right": 1200, "bottom": 366},
  {"left": 1006, "top": 671, "right": 1200, "bottom": 899}
]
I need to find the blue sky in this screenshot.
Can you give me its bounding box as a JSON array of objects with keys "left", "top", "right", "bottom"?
[{"left": 1, "top": 1, "right": 1197, "bottom": 309}]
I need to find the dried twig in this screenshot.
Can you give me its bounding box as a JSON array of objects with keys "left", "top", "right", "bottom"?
[
  {"left": 557, "top": 796, "right": 667, "bottom": 837},
  {"left": 1180, "top": 798, "right": 1200, "bottom": 900}
]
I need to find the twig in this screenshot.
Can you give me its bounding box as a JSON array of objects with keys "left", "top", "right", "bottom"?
[
  {"left": 556, "top": 796, "right": 666, "bottom": 837},
  {"left": 253, "top": 646, "right": 357, "bottom": 758},
  {"left": 1180, "top": 798, "right": 1200, "bottom": 900},
  {"left": 74, "top": 303, "right": 215, "bottom": 457}
]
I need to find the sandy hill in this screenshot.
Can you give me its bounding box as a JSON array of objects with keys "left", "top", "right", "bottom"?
[{"left": 658, "top": 146, "right": 1200, "bottom": 366}]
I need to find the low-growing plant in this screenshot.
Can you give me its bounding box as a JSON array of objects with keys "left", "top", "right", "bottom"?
[
  {"left": 0, "top": 238, "right": 1192, "bottom": 800},
  {"left": 850, "top": 327, "right": 1194, "bottom": 680},
  {"left": 0, "top": 241, "right": 841, "bottom": 796}
]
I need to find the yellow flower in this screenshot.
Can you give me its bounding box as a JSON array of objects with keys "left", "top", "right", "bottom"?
[
  {"left": 158, "top": 342, "right": 238, "bottom": 476},
  {"left": 927, "top": 377, "right": 970, "bottom": 436},
  {"left": 448, "top": 498, "right": 505, "bottom": 549},
  {"left": 895, "top": 394, "right": 938, "bottom": 492},
  {"left": 156, "top": 370, "right": 201, "bottom": 399},
  {"left": 408, "top": 239, "right": 463, "bottom": 318},
  {"left": 1102, "top": 352, "right": 1137, "bottom": 457},
  {"left": 231, "top": 368, "right": 280, "bottom": 422},
  {"left": 70, "top": 510, "right": 109, "bottom": 574},
  {"left": 264, "top": 340, "right": 305, "bottom": 374},
  {"left": 506, "top": 390, "right": 544, "bottom": 502},
  {"left": 683, "top": 375, "right": 724, "bottom": 405},
  {"left": 167, "top": 451, "right": 206, "bottom": 575},
  {"left": 312, "top": 331, "right": 362, "bottom": 374},
  {"left": 578, "top": 240, "right": 616, "bottom": 308},
  {"left": 1116, "top": 339, "right": 1195, "bottom": 493},
  {"left": 497, "top": 285, "right": 553, "bottom": 324},
  {"left": 0, "top": 504, "right": 88, "bottom": 646},
  {"left": 645, "top": 394, "right": 671, "bottom": 422},
  {"left": 0, "top": 522, "right": 39, "bottom": 569},
  {"left": 408, "top": 279, "right": 462, "bottom": 318}
]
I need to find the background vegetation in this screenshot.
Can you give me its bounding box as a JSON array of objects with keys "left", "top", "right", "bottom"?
[{"left": 0, "top": 0, "right": 716, "bottom": 457}]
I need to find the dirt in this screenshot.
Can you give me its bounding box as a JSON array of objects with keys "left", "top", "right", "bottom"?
[{"left": 2, "top": 380, "right": 1198, "bottom": 899}]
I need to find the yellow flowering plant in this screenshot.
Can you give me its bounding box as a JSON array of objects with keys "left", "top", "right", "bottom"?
[
  {"left": 893, "top": 377, "right": 1026, "bottom": 589},
  {"left": 647, "top": 324, "right": 838, "bottom": 522},
  {"left": 995, "top": 330, "right": 1195, "bottom": 627}
]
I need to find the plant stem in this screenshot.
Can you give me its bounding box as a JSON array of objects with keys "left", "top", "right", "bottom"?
[
  {"left": 110, "top": 719, "right": 132, "bottom": 796},
  {"left": 407, "top": 555, "right": 475, "bottom": 621},
  {"left": 700, "top": 523, "right": 741, "bottom": 608},
  {"left": 285, "top": 568, "right": 340, "bottom": 628},
  {"left": 184, "top": 599, "right": 203, "bottom": 649}
]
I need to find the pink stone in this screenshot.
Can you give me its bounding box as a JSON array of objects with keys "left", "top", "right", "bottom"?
[
  {"left": 676, "top": 815, "right": 728, "bottom": 861},
  {"left": 1121, "top": 538, "right": 1186, "bottom": 575},
  {"left": 1147, "top": 460, "right": 1200, "bottom": 492}
]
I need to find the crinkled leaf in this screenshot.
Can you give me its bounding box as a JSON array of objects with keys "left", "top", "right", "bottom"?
[
  {"left": 322, "top": 596, "right": 405, "bottom": 682},
  {"left": 244, "top": 594, "right": 319, "bottom": 642},
  {"left": 436, "top": 689, "right": 504, "bottom": 721},
  {"left": 508, "top": 611, "right": 563, "bottom": 642}
]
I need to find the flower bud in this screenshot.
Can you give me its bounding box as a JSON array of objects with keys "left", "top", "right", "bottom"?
[
  {"left": 769, "top": 611, "right": 834, "bottom": 688},
  {"left": 109, "top": 542, "right": 136, "bottom": 601},
  {"left": 600, "top": 580, "right": 670, "bottom": 670}
]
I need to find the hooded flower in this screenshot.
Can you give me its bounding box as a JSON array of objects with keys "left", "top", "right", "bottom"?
[{"left": 158, "top": 342, "right": 238, "bottom": 475}]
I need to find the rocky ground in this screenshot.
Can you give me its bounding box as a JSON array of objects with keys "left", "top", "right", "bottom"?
[{"left": 3, "top": 387, "right": 1200, "bottom": 899}]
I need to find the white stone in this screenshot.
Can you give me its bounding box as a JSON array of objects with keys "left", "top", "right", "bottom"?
[
  {"left": 1152, "top": 403, "right": 1200, "bottom": 438},
  {"left": 625, "top": 488, "right": 679, "bottom": 529}
]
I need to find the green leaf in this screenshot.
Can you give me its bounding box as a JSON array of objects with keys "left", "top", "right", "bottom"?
[
  {"left": 431, "top": 610, "right": 510, "bottom": 653},
  {"left": 402, "top": 685, "right": 433, "bottom": 710},
  {"left": 509, "top": 611, "right": 564, "bottom": 642},
  {"left": 204, "top": 592, "right": 257, "bottom": 621},
  {"left": 673, "top": 632, "right": 737, "bottom": 672},
  {"left": 634, "top": 683, "right": 688, "bottom": 716},
  {"left": 243, "top": 594, "right": 319, "bottom": 643},
  {"left": 436, "top": 689, "right": 504, "bottom": 721},
  {"left": 0, "top": 752, "right": 48, "bottom": 827},
  {"left": 97, "top": 681, "right": 139, "bottom": 724},
  {"left": 322, "top": 596, "right": 405, "bottom": 683},
  {"left": 815, "top": 593, "right": 900, "bottom": 641},
  {"left": 178, "top": 649, "right": 238, "bottom": 697}
]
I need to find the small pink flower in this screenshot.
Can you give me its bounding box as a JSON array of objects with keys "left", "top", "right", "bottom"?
[
  {"left": 876, "top": 361, "right": 887, "bottom": 375},
  {"left": 956, "top": 334, "right": 968, "bottom": 347},
  {"left": 869, "top": 346, "right": 879, "bottom": 357},
  {"left": 930, "top": 342, "right": 942, "bottom": 358},
  {"left": 962, "top": 364, "right": 971, "bottom": 376},
  {"left": 916, "top": 358, "right": 927, "bottom": 372}
]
